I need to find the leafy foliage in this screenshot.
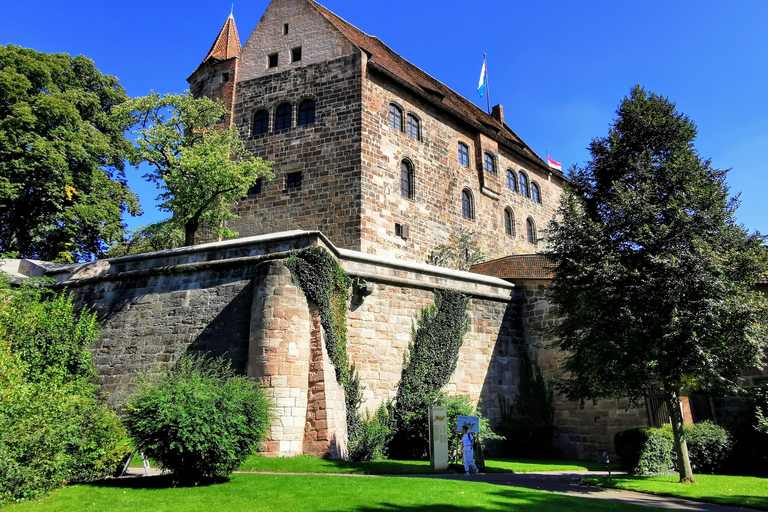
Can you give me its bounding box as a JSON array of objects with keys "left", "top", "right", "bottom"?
[
  {"left": 614, "top": 422, "right": 732, "bottom": 476},
  {"left": 498, "top": 350, "right": 554, "bottom": 457},
  {"left": 105, "top": 221, "right": 184, "bottom": 258},
  {"left": 389, "top": 290, "right": 470, "bottom": 459},
  {"left": 123, "top": 354, "right": 272, "bottom": 482},
  {"left": 428, "top": 228, "right": 487, "bottom": 271},
  {"left": 438, "top": 395, "right": 502, "bottom": 463},
  {"left": 348, "top": 406, "right": 392, "bottom": 462},
  {"left": 115, "top": 92, "right": 273, "bottom": 246},
  {"left": 0, "top": 45, "right": 139, "bottom": 262},
  {"left": 0, "top": 277, "right": 128, "bottom": 506},
  {"left": 284, "top": 247, "right": 366, "bottom": 456},
  {"left": 0, "top": 278, "right": 99, "bottom": 386},
  {"left": 546, "top": 85, "right": 768, "bottom": 482}
]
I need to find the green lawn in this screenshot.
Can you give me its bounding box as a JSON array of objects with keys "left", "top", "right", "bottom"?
[
  {"left": 584, "top": 474, "right": 768, "bottom": 509},
  {"left": 5, "top": 473, "right": 647, "bottom": 512},
  {"left": 237, "top": 455, "right": 614, "bottom": 474}
]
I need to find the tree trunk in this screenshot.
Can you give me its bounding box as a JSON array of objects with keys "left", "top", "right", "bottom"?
[
  {"left": 664, "top": 388, "right": 695, "bottom": 483},
  {"left": 184, "top": 219, "right": 198, "bottom": 247}
]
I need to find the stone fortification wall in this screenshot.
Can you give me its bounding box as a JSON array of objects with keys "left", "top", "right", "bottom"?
[
  {"left": 44, "top": 231, "right": 527, "bottom": 458},
  {"left": 518, "top": 278, "right": 652, "bottom": 460}
]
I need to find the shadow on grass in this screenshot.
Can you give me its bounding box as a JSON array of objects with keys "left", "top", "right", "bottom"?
[{"left": 85, "top": 474, "right": 230, "bottom": 490}]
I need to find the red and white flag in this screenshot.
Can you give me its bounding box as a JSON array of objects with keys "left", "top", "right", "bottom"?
[{"left": 547, "top": 154, "right": 562, "bottom": 171}]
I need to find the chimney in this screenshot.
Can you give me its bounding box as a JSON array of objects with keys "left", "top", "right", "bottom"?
[{"left": 491, "top": 104, "right": 504, "bottom": 124}]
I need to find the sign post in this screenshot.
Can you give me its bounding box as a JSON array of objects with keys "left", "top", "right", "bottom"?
[{"left": 428, "top": 406, "right": 448, "bottom": 470}]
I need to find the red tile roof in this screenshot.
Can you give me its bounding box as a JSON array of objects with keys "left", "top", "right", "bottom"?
[
  {"left": 309, "top": 1, "right": 559, "bottom": 176},
  {"left": 470, "top": 254, "right": 554, "bottom": 280},
  {"left": 203, "top": 13, "right": 241, "bottom": 64}
]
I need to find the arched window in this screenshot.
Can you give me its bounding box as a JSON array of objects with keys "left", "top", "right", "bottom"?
[
  {"left": 526, "top": 217, "right": 537, "bottom": 244},
  {"left": 504, "top": 208, "right": 515, "bottom": 236},
  {"left": 506, "top": 169, "right": 517, "bottom": 192},
  {"left": 252, "top": 109, "right": 269, "bottom": 135},
  {"left": 461, "top": 189, "right": 474, "bottom": 219},
  {"left": 400, "top": 160, "right": 414, "bottom": 199},
  {"left": 389, "top": 104, "right": 403, "bottom": 131},
  {"left": 274, "top": 102, "right": 292, "bottom": 131},
  {"left": 458, "top": 142, "right": 469, "bottom": 167},
  {"left": 531, "top": 182, "right": 541, "bottom": 204},
  {"left": 297, "top": 99, "right": 315, "bottom": 126},
  {"left": 406, "top": 114, "right": 420, "bottom": 140},
  {"left": 519, "top": 171, "right": 529, "bottom": 198},
  {"left": 484, "top": 153, "right": 496, "bottom": 174}
]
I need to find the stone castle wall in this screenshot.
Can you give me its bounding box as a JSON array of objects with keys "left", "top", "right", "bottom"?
[{"left": 358, "top": 71, "right": 565, "bottom": 263}]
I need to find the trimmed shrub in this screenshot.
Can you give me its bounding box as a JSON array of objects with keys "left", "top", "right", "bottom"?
[
  {"left": 124, "top": 355, "right": 272, "bottom": 482},
  {"left": 614, "top": 427, "right": 674, "bottom": 475},
  {"left": 615, "top": 422, "right": 732, "bottom": 476},
  {"left": 686, "top": 421, "right": 731, "bottom": 474}
]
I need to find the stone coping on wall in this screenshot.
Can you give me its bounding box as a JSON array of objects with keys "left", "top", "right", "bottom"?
[{"left": 8, "top": 230, "right": 515, "bottom": 300}]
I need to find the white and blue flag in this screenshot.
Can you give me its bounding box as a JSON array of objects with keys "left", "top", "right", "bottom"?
[{"left": 477, "top": 56, "right": 487, "bottom": 97}]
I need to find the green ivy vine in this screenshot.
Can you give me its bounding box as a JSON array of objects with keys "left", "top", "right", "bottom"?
[{"left": 284, "top": 246, "right": 363, "bottom": 446}]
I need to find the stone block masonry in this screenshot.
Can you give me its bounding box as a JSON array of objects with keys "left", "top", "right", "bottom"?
[{"left": 37, "top": 231, "right": 653, "bottom": 460}]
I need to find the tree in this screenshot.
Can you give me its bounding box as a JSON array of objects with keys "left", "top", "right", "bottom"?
[
  {"left": 116, "top": 92, "right": 273, "bottom": 246},
  {"left": 545, "top": 86, "right": 768, "bottom": 483},
  {"left": 428, "top": 228, "right": 487, "bottom": 270},
  {"left": 0, "top": 45, "right": 139, "bottom": 262}
]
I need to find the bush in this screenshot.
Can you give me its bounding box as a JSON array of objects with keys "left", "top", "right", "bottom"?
[
  {"left": 615, "top": 422, "right": 732, "bottom": 476},
  {"left": 686, "top": 421, "right": 731, "bottom": 474},
  {"left": 348, "top": 405, "right": 391, "bottom": 462},
  {"left": 0, "top": 345, "right": 128, "bottom": 507},
  {"left": 124, "top": 355, "right": 272, "bottom": 482},
  {"left": 0, "top": 278, "right": 128, "bottom": 507},
  {"left": 438, "top": 395, "right": 502, "bottom": 462},
  {"left": 614, "top": 426, "right": 675, "bottom": 476}
]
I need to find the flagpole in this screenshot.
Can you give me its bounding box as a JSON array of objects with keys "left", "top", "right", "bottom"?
[{"left": 485, "top": 54, "right": 491, "bottom": 115}]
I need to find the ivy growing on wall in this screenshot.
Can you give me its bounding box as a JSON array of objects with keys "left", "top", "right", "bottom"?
[
  {"left": 284, "top": 246, "right": 363, "bottom": 445},
  {"left": 389, "top": 289, "right": 470, "bottom": 459}
]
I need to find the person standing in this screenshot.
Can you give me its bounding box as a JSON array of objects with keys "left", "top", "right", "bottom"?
[{"left": 461, "top": 425, "right": 479, "bottom": 476}]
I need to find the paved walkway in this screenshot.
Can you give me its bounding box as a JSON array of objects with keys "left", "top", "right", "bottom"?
[{"left": 122, "top": 467, "right": 753, "bottom": 511}]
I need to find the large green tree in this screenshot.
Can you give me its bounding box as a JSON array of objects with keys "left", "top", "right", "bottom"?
[
  {"left": 116, "top": 92, "right": 273, "bottom": 247},
  {"left": 0, "top": 45, "right": 139, "bottom": 262},
  {"left": 545, "top": 86, "right": 768, "bottom": 483}
]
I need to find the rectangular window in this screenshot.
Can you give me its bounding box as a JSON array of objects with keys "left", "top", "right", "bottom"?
[
  {"left": 395, "top": 223, "right": 409, "bottom": 240},
  {"left": 221, "top": 71, "right": 230, "bottom": 83},
  {"left": 286, "top": 171, "right": 302, "bottom": 191},
  {"left": 283, "top": 23, "right": 289, "bottom": 35},
  {"left": 247, "top": 178, "right": 262, "bottom": 196},
  {"left": 458, "top": 143, "right": 469, "bottom": 167},
  {"left": 291, "top": 47, "right": 302, "bottom": 62},
  {"left": 268, "top": 53, "right": 278, "bottom": 68}
]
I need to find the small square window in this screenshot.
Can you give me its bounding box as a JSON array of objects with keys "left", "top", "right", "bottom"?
[
  {"left": 247, "top": 178, "right": 262, "bottom": 196},
  {"left": 286, "top": 171, "right": 302, "bottom": 191},
  {"left": 221, "top": 71, "right": 230, "bottom": 83},
  {"left": 291, "top": 47, "right": 302, "bottom": 62},
  {"left": 395, "top": 223, "right": 409, "bottom": 240},
  {"left": 268, "top": 53, "right": 278, "bottom": 68},
  {"left": 283, "top": 23, "right": 289, "bottom": 35}
]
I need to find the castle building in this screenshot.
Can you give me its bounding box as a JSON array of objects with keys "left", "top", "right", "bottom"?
[{"left": 187, "top": 0, "right": 566, "bottom": 262}]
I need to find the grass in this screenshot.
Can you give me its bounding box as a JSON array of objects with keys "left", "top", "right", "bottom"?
[
  {"left": 584, "top": 474, "right": 768, "bottom": 509},
  {"left": 5, "top": 473, "right": 649, "bottom": 512},
  {"left": 237, "top": 455, "right": 616, "bottom": 475}
]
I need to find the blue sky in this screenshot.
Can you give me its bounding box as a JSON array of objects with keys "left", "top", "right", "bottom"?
[{"left": 2, "top": 0, "right": 766, "bottom": 236}]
